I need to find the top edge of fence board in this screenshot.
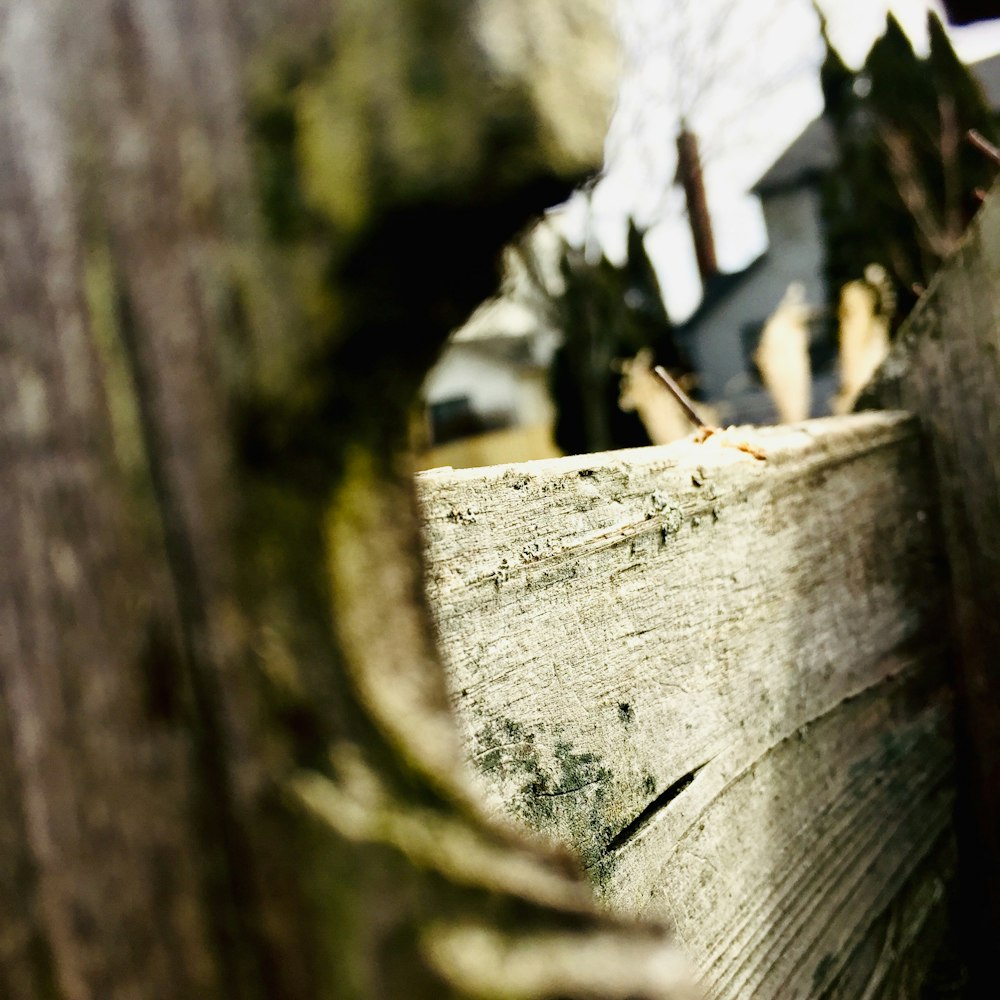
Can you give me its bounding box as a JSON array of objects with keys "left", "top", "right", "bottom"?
[{"left": 416, "top": 411, "right": 916, "bottom": 482}]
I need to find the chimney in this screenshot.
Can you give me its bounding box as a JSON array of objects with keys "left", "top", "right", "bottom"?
[{"left": 676, "top": 128, "right": 718, "bottom": 283}]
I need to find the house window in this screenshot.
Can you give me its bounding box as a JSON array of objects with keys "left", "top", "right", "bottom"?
[{"left": 428, "top": 396, "right": 477, "bottom": 445}]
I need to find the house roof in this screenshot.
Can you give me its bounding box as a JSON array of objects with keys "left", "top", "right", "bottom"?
[
  {"left": 972, "top": 51, "right": 1000, "bottom": 106},
  {"left": 751, "top": 118, "right": 837, "bottom": 196},
  {"left": 751, "top": 53, "right": 1000, "bottom": 196}
]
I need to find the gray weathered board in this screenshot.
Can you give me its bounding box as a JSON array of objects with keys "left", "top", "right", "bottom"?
[
  {"left": 862, "top": 181, "right": 1000, "bottom": 972},
  {"left": 417, "top": 413, "right": 956, "bottom": 999}
]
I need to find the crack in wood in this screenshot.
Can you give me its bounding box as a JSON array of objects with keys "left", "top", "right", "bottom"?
[
  {"left": 531, "top": 777, "right": 604, "bottom": 798},
  {"left": 601, "top": 760, "right": 714, "bottom": 857},
  {"left": 470, "top": 739, "right": 532, "bottom": 763}
]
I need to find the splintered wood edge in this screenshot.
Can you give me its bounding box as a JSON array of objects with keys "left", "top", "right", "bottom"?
[{"left": 416, "top": 411, "right": 916, "bottom": 483}]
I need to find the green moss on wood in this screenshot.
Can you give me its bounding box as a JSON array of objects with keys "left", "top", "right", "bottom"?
[{"left": 471, "top": 720, "right": 615, "bottom": 868}]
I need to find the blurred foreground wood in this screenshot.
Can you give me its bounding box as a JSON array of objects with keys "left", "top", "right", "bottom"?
[{"left": 0, "top": 1, "right": 699, "bottom": 998}]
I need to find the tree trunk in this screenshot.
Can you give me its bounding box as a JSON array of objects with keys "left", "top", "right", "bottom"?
[{"left": 0, "top": 0, "right": 695, "bottom": 997}]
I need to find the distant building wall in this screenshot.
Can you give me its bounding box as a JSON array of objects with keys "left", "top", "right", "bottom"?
[
  {"left": 686, "top": 185, "right": 828, "bottom": 409},
  {"left": 424, "top": 343, "right": 522, "bottom": 418},
  {"left": 760, "top": 186, "right": 827, "bottom": 304},
  {"left": 423, "top": 340, "right": 555, "bottom": 445}
]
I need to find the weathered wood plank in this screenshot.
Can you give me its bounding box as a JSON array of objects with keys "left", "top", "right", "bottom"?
[
  {"left": 607, "top": 659, "right": 953, "bottom": 998},
  {"left": 417, "top": 412, "right": 955, "bottom": 998},
  {"left": 861, "top": 182, "right": 1000, "bottom": 982}
]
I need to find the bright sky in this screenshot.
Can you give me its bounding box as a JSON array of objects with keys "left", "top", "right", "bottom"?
[{"left": 564, "top": 0, "right": 1000, "bottom": 322}]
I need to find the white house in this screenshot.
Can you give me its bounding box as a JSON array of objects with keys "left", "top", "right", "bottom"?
[{"left": 676, "top": 53, "right": 1000, "bottom": 424}]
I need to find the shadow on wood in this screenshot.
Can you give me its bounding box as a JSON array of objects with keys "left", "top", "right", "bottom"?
[{"left": 861, "top": 175, "right": 1000, "bottom": 997}]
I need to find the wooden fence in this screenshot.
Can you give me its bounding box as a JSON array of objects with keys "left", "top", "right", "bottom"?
[{"left": 416, "top": 189, "right": 1000, "bottom": 996}]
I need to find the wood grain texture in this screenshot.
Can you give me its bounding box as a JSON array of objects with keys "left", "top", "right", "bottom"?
[
  {"left": 861, "top": 182, "right": 1000, "bottom": 983},
  {"left": 418, "top": 412, "right": 956, "bottom": 998}
]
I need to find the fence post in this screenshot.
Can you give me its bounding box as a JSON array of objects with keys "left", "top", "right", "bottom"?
[{"left": 861, "top": 182, "right": 1000, "bottom": 993}]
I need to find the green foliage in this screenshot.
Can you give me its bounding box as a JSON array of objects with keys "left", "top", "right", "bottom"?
[{"left": 819, "top": 13, "right": 999, "bottom": 329}]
